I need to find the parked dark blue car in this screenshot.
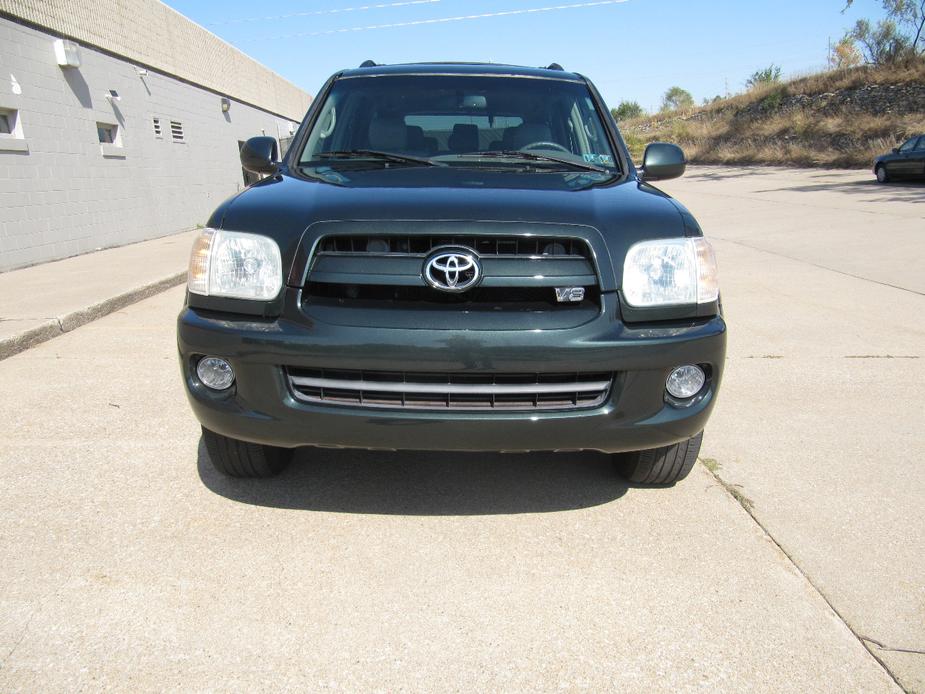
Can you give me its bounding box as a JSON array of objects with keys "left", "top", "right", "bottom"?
[{"left": 875, "top": 135, "right": 925, "bottom": 183}]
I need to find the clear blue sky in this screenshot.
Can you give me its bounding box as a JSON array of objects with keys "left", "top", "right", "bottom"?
[{"left": 165, "top": 0, "right": 887, "bottom": 113}]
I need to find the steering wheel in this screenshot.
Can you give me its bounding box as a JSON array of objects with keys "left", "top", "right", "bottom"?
[{"left": 521, "top": 141, "right": 571, "bottom": 154}]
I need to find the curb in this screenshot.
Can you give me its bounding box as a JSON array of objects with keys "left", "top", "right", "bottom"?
[{"left": 0, "top": 272, "right": 186, "bottom": 362}]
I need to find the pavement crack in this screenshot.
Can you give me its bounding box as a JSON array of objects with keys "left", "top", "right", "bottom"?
[
  {"left": 844, "top": 355, "right": 919, "bottom": 359},
  {"left": 861, "top": 636, "right": 925, "bottom": 656},
  {"left": 700, "top": 458, "right": 754, "bottom": 511},
  {"left": 698, "top": 457, "right": 908, "bottom": 691},
  {"left": 1, "top": 609, "right": 36, "bottom": 668}
]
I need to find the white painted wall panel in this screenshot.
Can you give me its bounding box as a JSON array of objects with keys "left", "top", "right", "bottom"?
[
  {"left": 0, "top": 18, "right": 303, "bottom": 271},
  {"left": 0, "top": 0, "right": 310, "bottom": 120}
]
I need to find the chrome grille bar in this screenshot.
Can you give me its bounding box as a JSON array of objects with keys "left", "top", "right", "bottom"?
[
  {"left": 289, "top": 375, "right": 611, "bottom": 395},
  {"left": 286, "top": 368, "right": 613, "bottom": 411}
]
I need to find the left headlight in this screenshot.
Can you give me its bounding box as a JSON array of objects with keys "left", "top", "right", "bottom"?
[
  {"left": 622, "top": 237, "right": 718, "bottom": 308},
  {"left": 188, "top": 228, "right": 283, "bottom": 301}
]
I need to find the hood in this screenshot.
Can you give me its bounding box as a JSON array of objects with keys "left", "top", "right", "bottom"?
[{"left": 208, "top": 166, "right": 699, "bottom": 284}]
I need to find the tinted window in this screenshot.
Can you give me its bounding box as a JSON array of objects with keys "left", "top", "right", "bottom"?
[
  {"left": 898, "top": 137, "right": 919, "bottom": 153},
  {"left": 97, "top": 123, "right": 115, "bottom": 144},
  {"left": 300, "top": 75, "right": 618, "bottom": 169}
]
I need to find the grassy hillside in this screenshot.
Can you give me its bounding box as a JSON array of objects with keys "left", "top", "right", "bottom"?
[{"left": 620, "top": 62, "right": 925, "bottom": 169}]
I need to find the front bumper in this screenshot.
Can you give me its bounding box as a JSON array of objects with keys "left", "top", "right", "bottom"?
[{"left": 178, "top": 292, "right": 726, "bottom": 454}]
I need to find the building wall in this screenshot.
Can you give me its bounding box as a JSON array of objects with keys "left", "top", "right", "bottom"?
[
  {"left": 0, "top": 16, "right": 307, "bottom": 271},
  {"left": 0, "top": 0, "right": 311, "bottom": 120}
]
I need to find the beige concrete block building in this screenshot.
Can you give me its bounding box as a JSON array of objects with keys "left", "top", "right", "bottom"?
[{"left": 0, "top": 0, "right": 312, "bottom": 271}]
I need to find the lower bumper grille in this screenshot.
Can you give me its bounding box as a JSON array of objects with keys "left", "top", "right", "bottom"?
[{"left": 286, "top": 368, "right": 613, "bottom": 411}]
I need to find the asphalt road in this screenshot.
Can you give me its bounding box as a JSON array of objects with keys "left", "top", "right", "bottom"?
[{"left": 0, "top": 166, "right": 921, "bottom": 692}]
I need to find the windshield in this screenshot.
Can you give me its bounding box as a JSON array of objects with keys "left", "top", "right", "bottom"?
[{"left": 299, "top": 74, "right": 619, "bottom": 171}]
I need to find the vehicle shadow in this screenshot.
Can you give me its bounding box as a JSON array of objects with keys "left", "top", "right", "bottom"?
[
  {"left": 682, "top": 166, "right": 782, "bottom": 182},
  {"left": 681, "top": 167, "right": 924, "bottom": 202},
  {"left": 755, "top": 177, "right": 925, "bottom": 202},
  {"left": 197, "top": 439, "right": 630, "bottom": 515}
]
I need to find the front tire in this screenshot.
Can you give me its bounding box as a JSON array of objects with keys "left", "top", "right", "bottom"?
[
  {"left": 876, "top": 165, "right": 889, "bottom": 184},
  {"left": 613, "top": 432, "right": 703, "bottom": 485},
  {"left": 201, "top": 427, "right": 293, "bottom": 478}
]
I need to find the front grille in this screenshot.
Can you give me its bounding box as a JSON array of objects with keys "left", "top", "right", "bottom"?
[
  {"left": 287, "top": 367, "right": 613, "bottom": 411},
  {"left": 306, "top": 281, "right": 600, "bottom": 310},
  {"left": 317, "top": 235, "right": 592, "bottom": 258},
  {"left": 304, "top": 234, "right": 600, "bottom": 311}
]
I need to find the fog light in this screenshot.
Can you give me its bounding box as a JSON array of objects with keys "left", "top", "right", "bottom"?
[
  {"left": 197, "top": 357, "right": 235, "bottom": 390},
  {"left": 666, "top": 365, "right": 705, "bottom": 399}
]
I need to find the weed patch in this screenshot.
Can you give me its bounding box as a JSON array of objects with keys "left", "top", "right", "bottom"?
[
  {"left": 622, "top": 62, "right": 925, "bottom": 168},
  {"left": 700, "top": 457, "right": 755, "bottom": 513}
]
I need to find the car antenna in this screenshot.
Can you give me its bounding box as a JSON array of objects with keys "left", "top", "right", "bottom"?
[
  {"left": 359, "top": 60, "right": 377, "bottom": 68},
  {"left": 546, "top": 63, "right": 564, "bottom": 71}
]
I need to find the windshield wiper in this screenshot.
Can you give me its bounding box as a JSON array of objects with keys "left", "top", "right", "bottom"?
[
  {"left": 314, "top": 150, "right": 441, "bottom": 167},
  {"left": 452, "top": 150, "right": 611, "bottom": 173}
]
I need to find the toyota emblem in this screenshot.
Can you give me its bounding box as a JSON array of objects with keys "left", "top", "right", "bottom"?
[{"left": 423, "top": 248, "right": 482, "bottom": 292}]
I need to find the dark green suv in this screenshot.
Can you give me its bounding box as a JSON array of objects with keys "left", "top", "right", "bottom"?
[{"left": 178, "top": 62, "right": 725, "bottom": 485}]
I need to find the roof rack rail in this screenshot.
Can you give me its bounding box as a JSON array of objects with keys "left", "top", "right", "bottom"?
[
  {"left": 359, "top": 60, "right": 377, "bottom": 68},
  {"left": 546, "top": 63, "right": 564, "bottom": 71}
]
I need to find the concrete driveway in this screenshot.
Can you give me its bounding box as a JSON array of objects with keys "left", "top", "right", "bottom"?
[
  {"left": 0, "top": 166, "right": 921, "bottom": 691},
  {"left": 661, "top": 167, "right": 925, "bottom": 692}
]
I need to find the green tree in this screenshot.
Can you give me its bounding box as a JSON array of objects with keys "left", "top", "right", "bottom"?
[
  {"left": 745, "top": 64, "right": 782, "bottom": 89},
  {"left": 660, "top": 86, "right": 694, "bottom": 113},
  {"left": 610, "top": 100, "right": 645, "bottom": 121},
  {"left": 842, "top": 0, "right": 925, "bottom": 63},
  {"left": 849, "top": 17, "right": 912, "bottom": 63}
]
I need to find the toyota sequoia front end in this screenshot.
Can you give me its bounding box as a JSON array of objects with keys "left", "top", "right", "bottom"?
[{"left": 178, "top": 63, "right": 726, "bottom": 484}]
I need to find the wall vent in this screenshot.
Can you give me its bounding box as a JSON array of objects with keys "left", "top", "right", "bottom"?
[
  {"left": 170, "top": 120, "right": 184, "bottom": 142},
  {"left": 152, "top": 117, "right": 162, "bottom": 138}
]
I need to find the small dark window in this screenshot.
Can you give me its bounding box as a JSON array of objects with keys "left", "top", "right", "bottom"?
[
  {"left": 0, "top": 112, "right": 12, "bottom": 135},
  {"left": 153, "top": 117, "right": 162, "bottom": 138},
  {"left": 170, "top": 120, "right": 184, "bottom": 142},
  {"left": 97, "top": 122, "right": 116, "bottom": 144}
]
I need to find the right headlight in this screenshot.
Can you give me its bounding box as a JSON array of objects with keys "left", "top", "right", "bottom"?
[
  {"left": 187, "top": 228, "right": 283, "bottom": 301},
  {"left": 622, "top": 237, "right": 718, "bottom": 308}
]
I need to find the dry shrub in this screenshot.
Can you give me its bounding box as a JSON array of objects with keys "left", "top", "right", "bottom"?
[{"left": 621, "top": 61, "right": 925, "bottom": 169}]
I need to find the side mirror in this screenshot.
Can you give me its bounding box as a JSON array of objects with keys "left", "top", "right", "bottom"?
[
  {"left": 240, "top": 136, "right": 280, "bottom": 175},
  {"left": 640, "top": 142, "right": 686, "bottom": 181},
  {"left": 892, "top": 147, "right": 900, "bottom": 154}
]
